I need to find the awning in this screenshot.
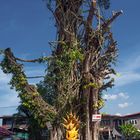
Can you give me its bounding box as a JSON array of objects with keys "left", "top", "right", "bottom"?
[{"left": 112, "top": 128, "right": 122, "bottom": 137}]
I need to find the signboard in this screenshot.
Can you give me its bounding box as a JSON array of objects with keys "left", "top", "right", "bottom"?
[{"left": 92, "top": 114, "right": 102, "bottom": 122}]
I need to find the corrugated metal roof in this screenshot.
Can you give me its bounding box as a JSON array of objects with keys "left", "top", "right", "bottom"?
[
  {"left": 0, "top": 126, "right": 13, "bottom": 136},
  {"left": 122, "top": 112, "right": 140, "bottom": 118},
  {"left": 102, "top": 112, "right": 140, "bottom": 118}
]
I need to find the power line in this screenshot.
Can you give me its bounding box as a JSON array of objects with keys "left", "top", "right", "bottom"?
[{"left": 0, "top": 105, "right": 18, "bottom": 108}]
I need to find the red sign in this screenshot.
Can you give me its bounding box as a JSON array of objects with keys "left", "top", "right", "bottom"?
[{"left": 92, "top": 114, "right": 102, "bottom": 122}]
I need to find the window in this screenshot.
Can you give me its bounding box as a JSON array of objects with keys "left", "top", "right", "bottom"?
[
  {"left": 119, "top": 120, "right": 122, "bottom": 125},
  {"left": 0, "top": 119, "right": 2, "bottom": 126},
  {"left": 4, "top": 120, "right": 12, "bottom": 125},
  {"left": 135, "top": 120, "right": 137, "bottom": 124},
  {"left": 128, "top": 119, "right": 137, "bottom": 125}
]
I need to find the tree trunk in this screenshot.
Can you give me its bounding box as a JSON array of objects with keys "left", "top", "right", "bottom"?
[
  {"left": 80, "top": 52, "right": 100, "bottom": 140},
  {"left": 86, "top": 88, "right": 92, "bottom": 140},
  {"left": 91, "top": 88, "right": 99, "bottom": 140},
  {"left": 80, "top": 84, "right": 100, "bottom": 140},
  {"left": 92, "top": 122, "right": 99, "bottom": 140},
  {"left": 50, "top": 127, "right": 63, "bottom": 140},
  {"left": 81, "top": 88, "right": 99, "bottom": 140}
]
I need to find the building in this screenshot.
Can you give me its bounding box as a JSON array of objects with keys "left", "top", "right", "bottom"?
[
  {"left": 0, "top": 126, "right": 13, "bottom": 139},
  {"left": 0, "top": 115, "right": 49, "bottom": 140},
  {"left": 100, "top": 114, "right": 122, "bottom": 139},
  {"left": 100, "top": 112, "right": 140, "bottom": 139},
  {"left": 0, "top": 115, "right": 29, "bottom": 139},
  {"left": 122, "top": 112, "right": 140, "bottom": 130},
  {"left": 1, "top": 112, "right": 140, "bottom": 139}
]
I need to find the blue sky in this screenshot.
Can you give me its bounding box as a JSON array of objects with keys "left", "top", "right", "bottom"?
[{"left": 0, "top": 0, "right": 140, "bottom": 116}]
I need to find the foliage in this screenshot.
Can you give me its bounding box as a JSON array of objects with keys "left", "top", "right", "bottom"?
[
  {"left": 120, "top": 124, "right": 140, "bottom": 139},
  {"left": 83, "top": 82, "right": 100, "bottom": 89},
  {"left": 15, "top": 105, "right": 47, "bottom": 140},
  {"left": 0, "top": 48, "right": 56, "bottom": 128},
  {"left": 93, "top": 98, "right": 105, "bottom": 109},
  {"left": 0, "top": 0, "right": 122, "bottom": 139}
]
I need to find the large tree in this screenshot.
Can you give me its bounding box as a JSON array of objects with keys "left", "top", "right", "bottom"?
[{"left": 0, "top": 0, "right": 122, "bottom": 139}]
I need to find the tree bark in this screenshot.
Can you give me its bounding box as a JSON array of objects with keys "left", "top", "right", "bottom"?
[
  {"left": 50, "top": 127, "right": 63, "bottom": 140},
  {"left": 86, "top": 88, "right": 92, "bottom": 140},
  {"left": 91, "top": 88, "right": 99, "bottom": 140},
  {"left": 81, "top": 87, "right": 100, "bottom": 140}
]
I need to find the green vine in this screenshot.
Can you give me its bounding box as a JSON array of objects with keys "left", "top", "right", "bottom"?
[
  {"left": 83, "top": 82, "right": 100, "bottom": 89},
  {"left": 0, "top": 49, "right": 56, "bottom": 128}
]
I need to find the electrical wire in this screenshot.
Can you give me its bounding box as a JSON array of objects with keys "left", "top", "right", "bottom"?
[{"left": 0, "top": 106, "right": 18, "bottom": 108}]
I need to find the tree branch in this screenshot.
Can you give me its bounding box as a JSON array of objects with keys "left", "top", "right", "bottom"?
[
  {"left": 87, "top": 1, "right": 96, "bottom": 26},
  {"left": 1, "top": 48, "right": 57, "bottom": 126},
  {"left": 102, "top": 10, "right": 123, "bottom": 32},
  {"left": 16, "top": 56, "right": 50, "bottom": 63}
]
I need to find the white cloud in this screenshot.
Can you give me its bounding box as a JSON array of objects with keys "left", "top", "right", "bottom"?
[
  {"left": 113, "top": 72, "right": 140, "bottom": 87},
  {"left": 0, "top": 70, "right": 12, "bottom": 89},
  {"left": 0, "top": 60, "right": 45, "bottom": 116},
  {"left": 118, "top": 102, "right": 132, "bottom": 109},
  {"left": 115, "top": 113, "right": 121, "bottom": 116},
  {"left": 103, "top": 92, "right": 129, "bottom": 100},
  {"left": 0, "top": 70, "right": 10, "bottom": 82},
  {"left": 0, "top": 69, "right": 20, "bottom": 116},
  {"left": 112, "top": 54, "right": 140, "bottom": 87},
  {"left": 0, "top": 91, "right": 20, "bottom": 107},
  {"left": 103, "top": 94, "right": 118, "bottom": 100},
  {"left": 125, "top": 55, "right": 140, "bottom": 71},
  {"left": 118, "top": 92, "right": 129, "bottom": 99}
]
